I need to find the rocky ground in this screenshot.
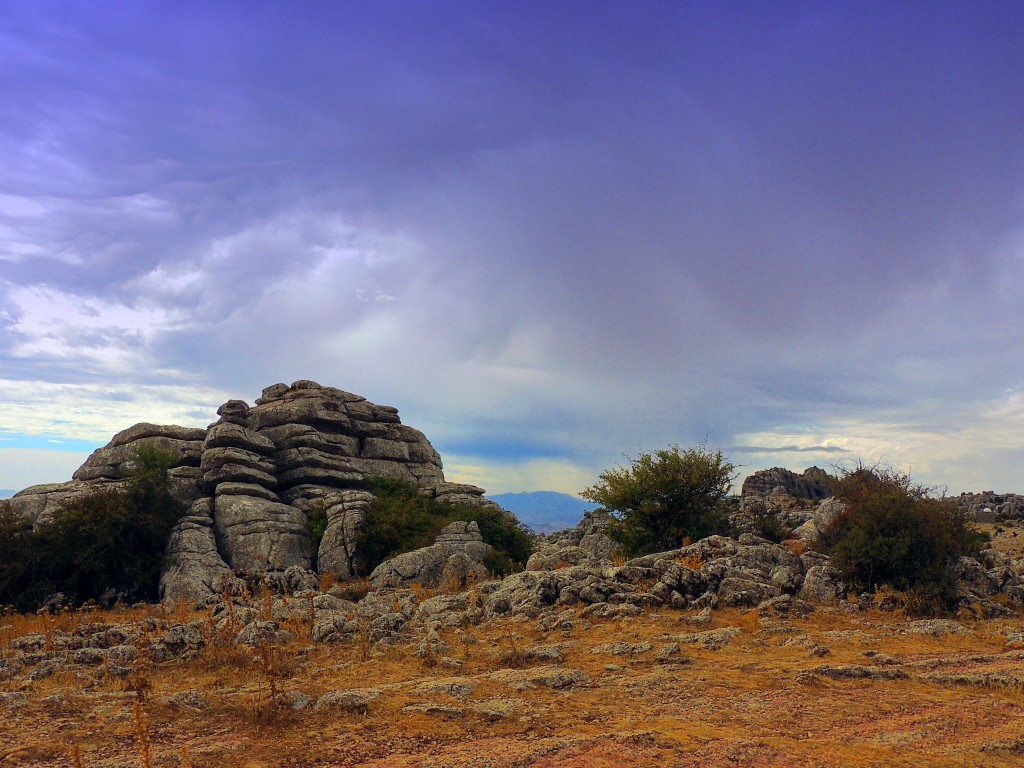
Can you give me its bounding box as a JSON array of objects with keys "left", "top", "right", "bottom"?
[{"left": 2, "top": 521, "right": 1024, "bottom": 768}]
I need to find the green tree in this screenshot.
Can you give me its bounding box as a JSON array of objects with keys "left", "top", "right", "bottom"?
[
  {"left": 0, "top": 445, "right": 184, "bottom": 611},
  {"left": 819, "top": 463, "right": 987, "bottom": 614},
  {"left": 581, "top": 443, "right": 735, "bottom": 557}
]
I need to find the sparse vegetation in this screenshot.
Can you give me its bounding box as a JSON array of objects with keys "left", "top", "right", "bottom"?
[
  {"left": 581, "top": 443, "right": 735, "bottom": 557},
  {"left": 0, "top": 445, "right": 183, "bottom": 611},
  {"left": 818, "top": 463, "right": 988, "bottom": 614},
  {"left": 355, "top": 477, "right": 534, "bottom": 575}
]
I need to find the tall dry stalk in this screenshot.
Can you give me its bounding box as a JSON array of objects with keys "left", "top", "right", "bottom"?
[{"left": 132, "top": 700, "right": 153, "bottom": 768}]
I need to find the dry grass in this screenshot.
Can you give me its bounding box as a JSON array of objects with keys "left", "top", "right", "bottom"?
[
  {"left": 3, "top": 601, "right": 1022, "bottom": 768},
  {"left": 3, "top": 528, "right": 1024, "bottom": 767}
]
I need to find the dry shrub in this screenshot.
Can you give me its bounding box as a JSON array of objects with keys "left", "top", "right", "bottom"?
[
  {"left": 734, "top": 609, "right": 761, "bottom": 633},
  {"left": 410, "top": 582, "right": 436, "bottom": 602},
  {"left": 332, "top": 577, "right": 370, "bottom": 603},
  {"left": 133, "top": 700, "right": 154, "bottom": 768},
  {"left": 319, "top": 571, "right": 340, "bottom": 592},
  {"left": 784, "top": 539, "right": 807, "bottom": 556},
  {"left": 675, "top": 553, "right": 705, "bottom": 571},
  {"left": 494, "top": 630, "right": 528, "bottom": 669}
]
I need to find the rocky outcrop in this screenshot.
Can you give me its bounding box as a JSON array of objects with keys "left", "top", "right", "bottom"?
[
  {"left": 7, "top": 380, "right": 503, "bottom": 603},
  {"left": 526, "top": 510, "right": 617, "bottom": 571},
  {"left": 954, "top": 492, "right": 1024, "bottom": 523},
  {"left": 741, "top": 467, "right": 833, "bottom": 505},
  {"left": 159, "top": 498, "right": 237, "bottom": 602},
  {"left": 369, "top": 521, "right": 493, "bottom": 590}
]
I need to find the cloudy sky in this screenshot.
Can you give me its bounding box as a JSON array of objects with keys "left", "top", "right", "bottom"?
[{"left": 1, "top": 1, "right": 1023, "bottom": 496}]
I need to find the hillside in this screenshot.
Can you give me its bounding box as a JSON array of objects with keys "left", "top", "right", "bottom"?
[{"left": 487, "top": 491, "right": 596, "bottom": 533}]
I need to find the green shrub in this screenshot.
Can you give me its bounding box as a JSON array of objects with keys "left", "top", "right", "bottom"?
[
  {"left": 581, "top": 443, "right": 735, "bottom": 557},
  {"left": 0, "top": 445, "right": 184, "bottom": 611},
  {"left": 819, "top": 464, "right": 987, "bottom": 614},
  {"left": 742, "top": 497, "right": 794, "bottom": 544},
  {"left": 354, "top": 477, "right": 534, "bottom": 576},
  {"left": 0, "top": 500, "right": 44, "bottom": 611}
]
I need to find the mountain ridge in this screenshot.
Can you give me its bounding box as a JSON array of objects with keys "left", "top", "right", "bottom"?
[{"left": 487, "top": 490, "right": 596, "bottom": 533}]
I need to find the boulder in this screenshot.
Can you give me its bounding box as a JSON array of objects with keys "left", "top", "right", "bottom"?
[
  {"left": 798, "top": 565, "right": 847, "bottom": 603},
  {"left": 213, "top": 494, "right": 312, "bottom": 574},
  {"left": 369, "top": 521, "right": 492, "bottom": 589}
]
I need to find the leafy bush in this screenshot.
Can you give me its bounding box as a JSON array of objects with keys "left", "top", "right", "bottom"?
[
  {"left": 818, "top": 464, "right": 987, "bottom": 614},
  {"left": 355, "top": 477, "right": 534, "bottom": 576},
  {"left": 0, "top": 445, "right": 184, "bottom": 611},
  {"left": 581, "top": 443, "right": 735, "bottom": 557}
]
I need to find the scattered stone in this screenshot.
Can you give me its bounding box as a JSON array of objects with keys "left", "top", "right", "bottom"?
[
  {"left": 807, "top": 664, "right": 909, "bottom": 681},
  {"left": 469, "top": 697, "right": 524, "bottom": 721},
  {"left": 589, "top": 642, "right": 653, "bottom": 656},
  {"left": 668, "top": 626, "right": 741, "bottom": 650},
  {"left": 314, "top": 688, "right": 381, "bottom": 714},
  {"left": 167, "top": 689, "right": 208, "bottom": 710},
  {"left": 906, "top": 619, "right": 970, "bottom": 637}
]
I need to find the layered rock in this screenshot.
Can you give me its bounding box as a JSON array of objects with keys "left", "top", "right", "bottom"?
[
  {"left": 7, "top": 380, "right": 501, "bottom": 603},
  {"left": 159, "top": 499, "right": 237, "bottom": 602},
  {"left": 741, "top": 467, "right": 833, "bottom": 505}
]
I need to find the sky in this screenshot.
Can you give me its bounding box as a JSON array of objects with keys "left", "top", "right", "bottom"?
[{"left": 1, "top": 1, "right": 1023, "bottom": 496}]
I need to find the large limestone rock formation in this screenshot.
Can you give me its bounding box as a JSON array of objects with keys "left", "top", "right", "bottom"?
[{"left": 8, "top": 380, "right": 500, "bottom": 602}]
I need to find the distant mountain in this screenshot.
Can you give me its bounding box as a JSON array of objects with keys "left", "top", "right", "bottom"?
[
  {"left": 487, "top": 491, "right": 597, "bottom": 534},
  {"left": 0, "top": 489, "right": 14, "bottom": 499}
]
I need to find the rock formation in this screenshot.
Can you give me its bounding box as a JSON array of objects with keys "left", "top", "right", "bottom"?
[
  {"left": 8, "top": 380, "right": 500, "bottom": 602},
  {"left": 368, "top": 521, "right": 493, "bottom": 590},
  {"left": 954, "top": 491, "right": 1024, "bottom": 523},
  {"left": 740, "top": 466, "right": 833, "bottom": 505}
]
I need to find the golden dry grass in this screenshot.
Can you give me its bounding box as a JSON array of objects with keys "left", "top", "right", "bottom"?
[
  {"left": 3, "top": 601, "right": 1022, "bottom": 768},
  {"left": 3, "top": 529, "right": 1024, "bottom": 767}
]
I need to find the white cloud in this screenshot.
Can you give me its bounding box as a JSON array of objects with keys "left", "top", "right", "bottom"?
[{"left": 0, "top": 379, "right": 230, "bottom": 444}]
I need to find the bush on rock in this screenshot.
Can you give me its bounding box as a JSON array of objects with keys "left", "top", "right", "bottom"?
[
  {"left": 818, "top": 463, "right": 988, "bottom": 614},
  {"left": 581, "top": 443, "right": 735, "bottom": 558},
  {"left": 356, "top": 478, "right": 533, "bottom": 577},
  {"left": 0, "top": 445, "right": 184, "bottom": 611}
]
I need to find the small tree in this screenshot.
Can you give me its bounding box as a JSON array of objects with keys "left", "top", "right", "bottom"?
[
  {"left": 0, "top": 445, "right": 183, "bottom": 611},
  {"left": 581, "top": 443, "right": 735, "bottom": 557},
  {"left": 819, "top": 463, "right": 987, "bottom": 614}
]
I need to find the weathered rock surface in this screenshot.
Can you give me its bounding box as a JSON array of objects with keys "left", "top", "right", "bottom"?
[
  {"left": 159, "top": 498, "right": 235, "bottom": 602},
  {"left": 954, "top": 491, "right": 1024, "bottom": 522},
  {"left": 741, "top": 467, "right": 833, "bottom": 504},
  {"left": 369, "top": 521, "right": 493, "bottom": 589}
]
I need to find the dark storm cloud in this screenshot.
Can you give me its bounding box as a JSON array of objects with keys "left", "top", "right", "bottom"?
[{"left": 1, "top": 1, "right": 1024, "bottom": 491}]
